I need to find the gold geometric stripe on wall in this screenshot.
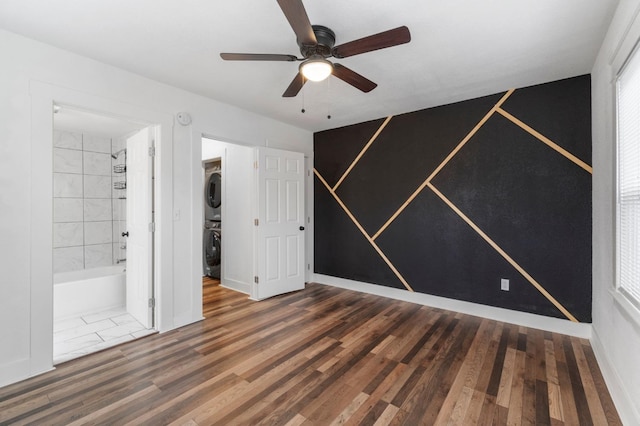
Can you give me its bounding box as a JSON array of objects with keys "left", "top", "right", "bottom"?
[
  {"left": 496, "top": 108, "right": 593, "bottom": 174},
  {"left": 318, "top": 86, "right": 589, "bottom": 322},
  {"left": 426, "top": 182, "right": 579, "bottom": 322},
  {"left": 333, "top": 115, "right": 394, "bottom": 191},
  {"left": 314, "top": 168, "right": 414, "bottom": 292},
  {"left": 371, "top": 89, "right": 516, "bottom": 241}
]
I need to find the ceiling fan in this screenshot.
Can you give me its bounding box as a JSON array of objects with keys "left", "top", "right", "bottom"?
[{"left": 220, "top": 0, "right": 411, "bottom": 97}]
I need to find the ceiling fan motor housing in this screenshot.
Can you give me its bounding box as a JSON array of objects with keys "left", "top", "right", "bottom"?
[
  {"left": 220, "top": 0, "right": 410, "bottom": 97},
  {"left": 300, "top": 25, "right": 335, "bottom": 58}
]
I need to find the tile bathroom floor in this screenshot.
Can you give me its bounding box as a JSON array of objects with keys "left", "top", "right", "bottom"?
[{"left": 53, "top": 307, "right": 155, "bottom": 364}]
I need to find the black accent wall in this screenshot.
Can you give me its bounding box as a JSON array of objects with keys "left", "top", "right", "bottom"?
[{"left": 314, "top": 75, "right": 592, "bottom": 322}]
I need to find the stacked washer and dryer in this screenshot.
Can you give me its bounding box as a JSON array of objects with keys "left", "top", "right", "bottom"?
[{"left": 203, "top": 160, "right": 222, "bottom": 278}]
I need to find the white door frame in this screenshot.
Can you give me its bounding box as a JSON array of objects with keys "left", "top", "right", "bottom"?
[
  {"left": 201, "top": 137, "right": 253, "bottom": 296},
  {"left": 198, "top": 136, "right": 313, "bottom": 303},
  {"left": 304, "top": 155, "right": 313, "bottom": 283},
  {"left": 29, "top": 81, "right": 173, "bottom": 378}
]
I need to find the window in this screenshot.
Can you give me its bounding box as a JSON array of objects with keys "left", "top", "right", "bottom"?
[{"left": 616, "top": 44, "right": 640, "bottom": 310}]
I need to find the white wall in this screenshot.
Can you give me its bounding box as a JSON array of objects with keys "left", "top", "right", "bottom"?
[
  {"left": 202, "top": 138, "right": 254, "bottom": 294},
  {"left": 0, "top": 28, "right": 312, "bottom": 387},
  {"left": 591, "top": 0, "right": 640, "bottom": 424}
]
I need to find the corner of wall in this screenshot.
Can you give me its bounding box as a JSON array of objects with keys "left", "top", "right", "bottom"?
[{"left": 590, "top": 327, "right": 640, "bottom": 425}]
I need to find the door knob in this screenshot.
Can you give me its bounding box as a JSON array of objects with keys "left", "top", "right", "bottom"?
[
  {"left": 299, "top": 226, "right": 305, "bottom": 231},
  {"left": 122, "top": 231, "right": 129, "bottom": 237}
]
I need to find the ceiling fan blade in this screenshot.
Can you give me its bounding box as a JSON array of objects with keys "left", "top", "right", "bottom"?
[
  {"left": 282, "top": 73, "right": 306, "bottom": 97},
  {"left": 332, "top": 64, "right": 377, "bottom": 93},
  {"left": 276, "top": 0, "right": 317, "bottom": 46},
  {"left": 332, "top": 26, "right": 411, "bottom": 58},
  {"left": 220, "top": 53, "right": 298, "bottom": 61}
]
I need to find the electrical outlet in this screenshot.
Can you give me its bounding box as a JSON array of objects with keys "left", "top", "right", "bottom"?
[{"left": 501, "top": 278, "right": 510, "bottom": 291}]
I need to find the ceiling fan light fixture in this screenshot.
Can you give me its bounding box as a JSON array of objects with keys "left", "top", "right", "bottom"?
[{"left": 300, "top": 56, "right": 333, "bottom": 82}]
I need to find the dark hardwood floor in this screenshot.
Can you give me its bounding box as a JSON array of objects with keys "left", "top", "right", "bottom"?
[{"left": 0, "top": 278, "right": 621, "bottom": 425}]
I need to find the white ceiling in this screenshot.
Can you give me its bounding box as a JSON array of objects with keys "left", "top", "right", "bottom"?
[{"left": 0, "top": 0, "right": 618, "bottom": 132}]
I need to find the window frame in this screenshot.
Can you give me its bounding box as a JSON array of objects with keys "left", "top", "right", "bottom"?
[{"left": 614, "top": 38, "right": 640, "bottom": 322}]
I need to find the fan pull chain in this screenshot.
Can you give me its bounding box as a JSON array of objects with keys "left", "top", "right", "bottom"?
[
  {"left": 301, "top": 77, "right": 306, "bottom": 114},
  {"left": 327, "top": 77, "right": 331, "bottom": 119}
]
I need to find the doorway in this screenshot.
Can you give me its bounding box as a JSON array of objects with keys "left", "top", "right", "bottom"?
[
  {"left": 52, "top": 106, "right": 156, "bottom": 364},
  {"left": 200, "top": 137, "right": 308, "bottom": 302},
  {"left": 201, "top": 137, "right": 253, "bottom": 296}
]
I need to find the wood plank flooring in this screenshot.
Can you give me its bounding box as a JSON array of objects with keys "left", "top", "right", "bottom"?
[{"left": 0, "top": 279, "right": 621, "bottom": 425}]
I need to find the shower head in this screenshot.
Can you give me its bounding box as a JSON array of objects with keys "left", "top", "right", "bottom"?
[{"left": 111, "top": 148, "right": 126, "bottom": 159}]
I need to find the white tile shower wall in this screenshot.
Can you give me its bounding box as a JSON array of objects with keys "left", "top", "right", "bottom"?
[
  {"left": 53, "top": 130, "right": 82, "bottom": 150},
  {"left": 112, "top": 243, "right": 126, "bottom": 264},
  {"left": 84, "top": 199, "right": 112, "bottom": 221},
  {"left": 83, "top": 135, "right": 111, "bottom": 154},
  {"left": 84, "top": 175, "right": 112, "bottom": 199},
  {"left": 54, "top": 198, "right": 83, "bottom": 222},
  {"left": 84, "top": 221, "right": 112, "bottom": 245},
  {"left": 53, "top": 246, "right": 84, "bottom": 273},
  {"left": 53, "top": 173, "right": 83, "bottom": 198},
  {"left": 53, "top": 148, "right": 82, "bottom": 174},
  {"left": 112, "top": 221, "right": 126, "bottom": 242},
  {"left": 112, "top": 199, "right": 126, "bottom": 221},
  {"left": 84, "top": 244, "right": 113, "bottom": 269},
  {"left": 111, "top": 137, "right": 125, "bottom": 155},
  {"left": 53, "top": 223, "right": 84, "bottom": 248},
  {"left": 52, "top": 130, "right": 121, "bottom": 274},
  {"left": 83, "top": 152, "right": 111, "bottom": 176}
]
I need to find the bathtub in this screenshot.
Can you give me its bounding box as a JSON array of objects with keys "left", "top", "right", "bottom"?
[{"left": 54, "top": 265, "right": 126, "bottom": 320}]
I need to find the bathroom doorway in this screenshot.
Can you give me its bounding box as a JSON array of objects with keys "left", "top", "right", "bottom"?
[{"left": 52, "top": 106, "right": 156, "bottom": 364}]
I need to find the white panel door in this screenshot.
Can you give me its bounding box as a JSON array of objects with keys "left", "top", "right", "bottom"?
[
  {"left": 125, "top": 127, "right": 153, "bottom": 328},
  {"left": 255, "top": 147, "right": 305, "bottom": 299}
]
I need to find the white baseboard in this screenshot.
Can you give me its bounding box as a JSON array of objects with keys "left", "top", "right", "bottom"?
[
  {"left": 0, "top": 358, "right": 31, "bottom": 388},
  {"left": 312, "top": 274, "right": 592, "bottom": 338},
  {"left": 591, "top": 328, "right": 640, "bottom": 425},
  {"left": 0, "top": 358, "right": 55, "bottom": 389},
  {"left": 221, "top": 278, "right": 250, "bottom": 295},
  {"left": 172, "top": 311, "right": 204, "bottom": 330}
]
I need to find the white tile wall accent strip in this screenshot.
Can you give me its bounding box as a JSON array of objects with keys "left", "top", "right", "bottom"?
[
  {"left": 53, "top": 173, "right": 83, "bottom": 198},
  {"left": 83, "top": 152, "right": 112, "bottom": 176},
  {"left": 53, "top": 148, "right": 83, "bottom": 174},
  {"left": 53, "top": 222, "right": 84, "bottom": 248},
  {"left": 53, "top": 198, "right": 84, "bottom": 222},
  {"left": 53, "top": 246, "right": 84, "bottom": 273},
  {"left": 53, "top": 130, "right": 82, "bottom": 150},
  {"left": 84, "top": 221, "right": 113, "bottom": 245},
  {"left": 83, "top": 135, "right": 112, "bottom": 154},
  {"left": 84, "top": 175, "right": 112, "bottom": 198},
  {"left": 84, "top": 244, "right": 113, "bottom": 269},
  {"left": 84, "top": 199, "right": 113, "bottom": 222}
]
